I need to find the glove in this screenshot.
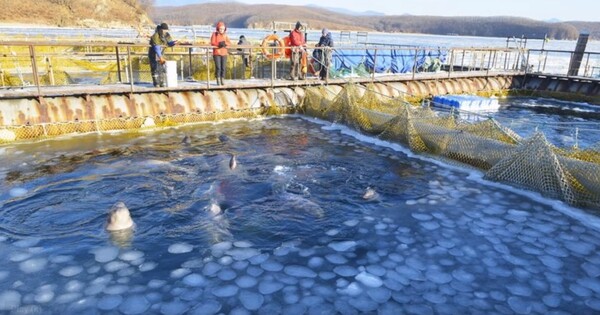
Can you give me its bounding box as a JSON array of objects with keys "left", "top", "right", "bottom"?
[
  {"left": 159, "top": 57, "right": 166, "bottom": 65},
  {"left": 218, "top": 41, "right": 226, "bottom": 48}
]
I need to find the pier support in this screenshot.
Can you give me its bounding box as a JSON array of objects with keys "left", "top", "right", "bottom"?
[{"left": 567, "top": 33, "right": 589, "bottom": 77}]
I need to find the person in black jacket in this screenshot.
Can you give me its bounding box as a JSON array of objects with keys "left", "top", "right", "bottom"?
[
  {"left": 237, "top": 35, "right": 250, "bottom": 78},
  {"left": 148, "top": 23, "right": 178, "bottom": 87},
  {"left": 315, "top": 28, "right": 334, "bottom": 80}
]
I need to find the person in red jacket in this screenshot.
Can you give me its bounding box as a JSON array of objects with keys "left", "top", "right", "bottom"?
[
  {"left": 210, "top": 21, "right": 232, "bottom": 86},
  {"left": 289, "top": 21, "right": 306, "bottom": 80}
]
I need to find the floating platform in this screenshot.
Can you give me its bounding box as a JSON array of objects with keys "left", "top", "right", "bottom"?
[{"left": 432, "top": 94, "right": 500, "bottom": 111}]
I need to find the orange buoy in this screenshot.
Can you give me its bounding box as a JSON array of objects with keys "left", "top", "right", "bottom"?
[{"left": 283, "top": 36, "right": 292, "bottom": 58}]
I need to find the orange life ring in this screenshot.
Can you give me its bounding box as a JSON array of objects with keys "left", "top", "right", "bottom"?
[{"left": 261, "top": 34, "right": 284, "bottom": 59}]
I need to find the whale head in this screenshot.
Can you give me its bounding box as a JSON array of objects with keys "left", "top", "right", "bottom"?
[
  {"left": 362, "top": 187, "right": 378, "bottom": 200},
  {"left": 229, "top": 154, "right": 237, "bottom": 170},
  {"left": 181, "top": 135, "right": 191, "bottom": 146},
  {"left": 106, "top": 202, "right": 134, "bottom": 231}
]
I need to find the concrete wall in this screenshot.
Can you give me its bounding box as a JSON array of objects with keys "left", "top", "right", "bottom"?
[
  {"left": 513, "top": 75, "right": 600, "bottom": 104},
  {"left": 0, "top": 76, "right": 515, "bottom": 128}
]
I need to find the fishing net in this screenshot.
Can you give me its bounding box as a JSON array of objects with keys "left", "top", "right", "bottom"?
[{"left": 302, "top": 83, "right": 600, "bottom": 209}]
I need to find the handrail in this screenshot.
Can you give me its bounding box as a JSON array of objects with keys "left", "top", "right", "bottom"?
[{"left": 0, "top": 41, "right": 540, "bottom": 94}]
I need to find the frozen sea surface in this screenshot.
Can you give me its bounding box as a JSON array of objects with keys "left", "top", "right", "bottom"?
[{"left": 0, "top": 116, "right": 599, "bottom": 314}]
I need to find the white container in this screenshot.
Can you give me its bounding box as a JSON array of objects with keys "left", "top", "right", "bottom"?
[{"left": 165, "top": 60, "right": 178, "bottom": 88}]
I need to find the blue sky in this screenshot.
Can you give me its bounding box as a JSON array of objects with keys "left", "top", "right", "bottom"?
[{"left": 154, "top": 0, "right": 599, "bottom": 22}]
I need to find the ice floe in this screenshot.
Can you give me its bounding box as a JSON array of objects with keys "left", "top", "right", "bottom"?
[{"left": 168, "top": 243, "right": 193, "bottom": 254}]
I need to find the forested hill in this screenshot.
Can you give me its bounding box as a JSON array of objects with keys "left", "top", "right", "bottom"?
[
  {"left": 1, "top": 0, "right": 152, "bottom": 29},
  {"left": 1, "top": 1, "right": 597, "bottom": 40},
  {"left": 152, "top": 2, "right": 599, "bottom": 40}
]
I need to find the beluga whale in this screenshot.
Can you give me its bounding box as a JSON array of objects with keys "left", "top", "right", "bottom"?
[
  {"left": 229, "top": 154, "right": 237, "bottom": 170},
  {"left": 362, "top": 187, "right": 379, "bottom": 200},
  {"left": 106, "top": 202, "right": 135, "bottom": 231},
  {"left": 181, "top": 134, "right": 192, "bottom": 146}
]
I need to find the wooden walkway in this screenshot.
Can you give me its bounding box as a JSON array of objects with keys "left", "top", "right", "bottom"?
[{"left": 0, "top": 70, "right": 520, "bottom": 99}]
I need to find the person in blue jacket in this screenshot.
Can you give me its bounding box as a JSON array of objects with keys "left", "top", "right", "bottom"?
[
  {"left": 148, "top": 23, "right": 178, "bottom": 87},
  {"left": 315, "top": 28, "right": 334, "bottom": 80}
]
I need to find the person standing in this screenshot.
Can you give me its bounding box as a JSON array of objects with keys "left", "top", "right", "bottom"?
[
  {"left": 148, "top": 23, "right": 178, "bottom": 87},
  {"left": 289, "top": 21, "right": 306, "bottom": 80},
  {"left": 316, "top": 28, "right": 334, "bottom": 80},
  {"left": 210, "top": 21, "right": 232, "bottom": 86},
  {"left": 237, "top": 35, "right": 250, "bottom": 78}
]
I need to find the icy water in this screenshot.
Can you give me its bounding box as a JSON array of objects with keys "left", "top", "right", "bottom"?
[
  {"left": 440, "top": 97, "right": 600, "bottom": 149},
  {"left": 497, "top": 98, "right": 600, "bottom": 149},
  {"left": 1, "top": 116, "right": 600, "bottom": 314}
]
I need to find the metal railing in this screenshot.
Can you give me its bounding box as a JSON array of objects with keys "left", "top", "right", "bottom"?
[
  {"left": 0, "top": 40, "right": 534, "bottom": 94},
  {"left": 526, "top": 49, "right": 600, "bottom": 77}
]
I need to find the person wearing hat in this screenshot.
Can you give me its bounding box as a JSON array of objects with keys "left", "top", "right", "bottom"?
[
  {"left": 210, "top": 21, "right": 232, "bottom": 86},
  {"left": 289, "top": 21, "right": 306, "bottom": 80},
  {"left": 148, "top": 23, "right": 178, "bottom": 87},
  {"left": 315, "top": 28, "right": 334, "bottom": 80}
]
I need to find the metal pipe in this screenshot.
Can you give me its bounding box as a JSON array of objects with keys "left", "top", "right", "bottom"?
[
  {"left": 583, "top": 53, "right": 591, "bottom": 77},
  {"left": 126, "top": 47, "right": 134, "bottom": 93},
  {"left": 29, "top": 45, "right": 41, "bottom": 95},
  {"left": 206, "top": 48, "right": 210, "bottom": 89},
  {"left": 447, "top": 50, "right": 454, "bottom": 79},
  {"left": 116, "top": 46, "right": 122, "bottom": 83},
  {"left": 188, "top": 47, "right": 193, "bottom": 79},
  {"left": 412, "top": 48, "right": 417, "bottom": 80},
  {"left": 46, "top": 56, "right": 55, "bottom": 86},
  {"left": 486, "top": 51, "right": 492, "bottom": 75},
  {"left": 271, "top": 47, "right": 275, "bottom": 88},
  {"left": 372, "top": 48, "right": 378, "bottom": 83}
]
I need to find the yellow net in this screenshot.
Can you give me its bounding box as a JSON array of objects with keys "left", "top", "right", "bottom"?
[
  {"left": 324, "top": 84, "right": 373, "bottom": 132},
  {"left": 379, "top": 105, "right": 429, "bottom": 153},
  {"left": 302, "top": 83, "right": 600, "bottom": 209},
  {"left": 457, "top": 118, "right": 522, "bottom": 145}
]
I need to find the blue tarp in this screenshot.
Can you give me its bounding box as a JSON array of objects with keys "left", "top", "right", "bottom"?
[
  {"left": 331, "top": 49, "right": 365, "bottom": 72},
  {"left": 365, "top": 49, "right": 391, "bottom": 73},
  {"left": 390, "top": 49, "right": 415, "bottom": 73},
  {"left": 330, "top": 48, "right": 449, "bottom": 75}
]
